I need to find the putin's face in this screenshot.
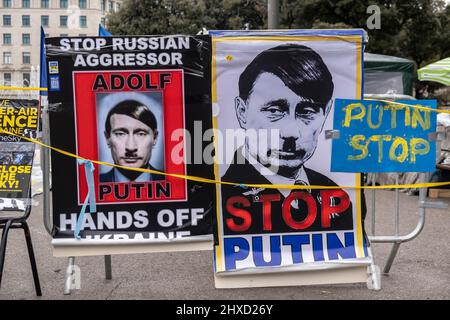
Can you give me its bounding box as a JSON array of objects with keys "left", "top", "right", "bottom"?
[
  {"left": 105, "top": 114, "right": 158, "bottom": 169},
  {"left": 235, "top": 72, "right": 329, "bottom": 178}
]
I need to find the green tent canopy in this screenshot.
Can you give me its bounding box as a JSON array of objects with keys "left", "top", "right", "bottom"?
[
  {"left": 364, "top": 53, "right": 415, "bottom": 96},
  {"left": 418, "top": 57, "right": 450, "bottom": 86}
]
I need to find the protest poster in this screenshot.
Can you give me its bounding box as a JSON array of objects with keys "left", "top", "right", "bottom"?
[
  {"left": 0, "top": 98, "right": 38, "bottom": 211},
  {"left": 331, "top": 99, "right": 437, "bottom": 172},
  {"left": 211, "top": 30, "right": 372, "bottom": 287},
  {"left": 45, "top": 36, "right": 215, "bottom": 256}
]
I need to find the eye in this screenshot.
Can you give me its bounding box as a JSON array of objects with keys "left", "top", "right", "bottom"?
[
  {"left": 136, "top": 131, "right": 148, "bottom": 137},
  {"left": 267, "top": 107, "right": 283, "bottom": 114},
  {"left": 113, "top": 131, "right": 126, "bottom": 137},
  {"left": 262, "top": 106, "right": 285, "bottom": 120},
  {"left": 297, "top": 108, "right": 316, "bottom": 117}
]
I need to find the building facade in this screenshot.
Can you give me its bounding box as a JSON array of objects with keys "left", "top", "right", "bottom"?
[{"left": 0, "top": 0, "right": 122, "bottom": 93}]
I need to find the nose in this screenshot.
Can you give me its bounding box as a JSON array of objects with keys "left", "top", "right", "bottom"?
[
  {"left": 279, "top": 117, "right": 301, "bottom": 142},
  {"left": 125, "top": 134, "right": 137, "bottom": 152}
]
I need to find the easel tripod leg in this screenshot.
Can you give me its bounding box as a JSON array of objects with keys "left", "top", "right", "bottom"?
[
  {"left": 104, "top": 255, "right": 112, "bottom": 280},
  {"left": 383, "top": 242, "right": 401, "bottom": 274},
  {"left": 63, "top": 256, "right": 75, "bottom": 295},
  {"left": 22, "top": 222, "right": 42, "bottom": 296}
]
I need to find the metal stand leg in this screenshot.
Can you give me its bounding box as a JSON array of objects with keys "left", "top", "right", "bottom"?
[
  {"left": 371, "top": 174, "right": 376, "bottom": 235},
  {"left": 0, "top": 220, "right": 13, "bottom": 289},
  {"left": 42, "top": 98, "right": 52, "bottom": 236},
  {"left": 383, "top": 242, "right": 401, "bottom": 274},
  {"left": 366, "top": 245, "right": 381, "bottom": 291},
  {"left": 22, "top": 222, "right": 42, "bottom": 296},
  {"left": 104, "top": 255, "right": 112, "bottom": 280},
  {"left": 64, "top": 256, "right": 75, "bottom": 295}
]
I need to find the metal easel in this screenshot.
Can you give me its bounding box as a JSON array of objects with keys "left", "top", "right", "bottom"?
[{"left": 325, "top": 123, "right": 448, "bottom": 290}]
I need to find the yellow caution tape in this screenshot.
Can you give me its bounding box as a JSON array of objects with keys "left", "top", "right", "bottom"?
[
  {"left": 1, "top": 87, "right": 449, "bottom": 190},
  {"left": 364, "top": 98, "right": 450, "bottom": 115},
  {"left": 1, "top": 128, "right": 449, "bottom": 190},
  {"left": 0, "top": 86, "right": 47, "bottom": 91}
]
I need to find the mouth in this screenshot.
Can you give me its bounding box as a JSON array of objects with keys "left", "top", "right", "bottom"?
[
  {"left": 122, "top": 157, "right": 141, "bottom": 164},
  {"left": 268, "top": 149, "right": 306, "bottom": 160}
]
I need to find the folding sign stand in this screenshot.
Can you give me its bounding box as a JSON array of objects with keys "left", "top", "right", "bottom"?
[
  {"left": 0, "top": 97, "right": 41, "bottom": 296},
  {"left": 0, "top": 187, "right": 42, "bottom": 296},
  {"left": 325, "top": 127, "right": 448, "bottom": 288},
  {"left": 368, "top": 130, "right": 448, "bottom": 274}
]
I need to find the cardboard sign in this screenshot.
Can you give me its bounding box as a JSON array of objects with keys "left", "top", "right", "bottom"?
[
  {"left": 0, "top": 98, "right": 38, "bottom": 209},
  {"left": 331, "top": 99, "right": 437, "bottom": 173},
  {"left": 46, "top": 36, "right": 215, "bottom": 253},
  {"left": 211, "top": 30, "right": 371, "bottom": 284}
]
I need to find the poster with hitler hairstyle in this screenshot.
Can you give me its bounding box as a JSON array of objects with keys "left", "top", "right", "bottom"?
[
  {"left": 46, "top": 36, "right": 215, "bottom": 255},
  {"left": 211, "top": 30, "right": 372, "bottom": 287}
]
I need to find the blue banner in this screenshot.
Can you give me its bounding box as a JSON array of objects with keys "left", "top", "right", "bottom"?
[
  {"left": 98, "top": 24, "right": 112, "bottom": 36},
  {"left": 331, "top": 99, "right": 437, "bottom": 173},
  {"left": 39, "top": 27, "right": 47, "bottom": 96}
]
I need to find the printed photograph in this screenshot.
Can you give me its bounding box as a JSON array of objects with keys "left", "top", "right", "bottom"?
[{"left": 96, "top": 91, "right": 166, "bottom": 183}]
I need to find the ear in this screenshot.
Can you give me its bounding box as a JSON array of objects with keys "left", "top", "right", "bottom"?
[
  {"left": 319, "top": 99, "right": 333, "bottom": 133},
  {"left": 104, "top": 131, "right": 111, "bottom": 148},
  {"left": 153, "top": 129, "right": 159, "bottom": 146},
  {"left": 324, "top": 99, "right": 332, "bottom": 118},
  {"left": 235, "top": 97, "right": 248, "bottom": 129}
]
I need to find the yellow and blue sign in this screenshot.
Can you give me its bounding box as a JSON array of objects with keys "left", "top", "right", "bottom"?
[{"left": 331, "top": 99, "right": 437, "bottom": 173}]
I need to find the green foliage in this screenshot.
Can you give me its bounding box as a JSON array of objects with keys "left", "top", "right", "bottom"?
[
  {"left": 107, "top": 0, "right": 266, "bottom": 35},
  {"left": 107, "top": 0, "right": 449, "bottom": 98},
  {"left": 276, "top": 0, "right": 450, "bottom": 97}
]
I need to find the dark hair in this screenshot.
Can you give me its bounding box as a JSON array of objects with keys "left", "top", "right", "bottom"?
[
  {"left": 105, "top": 100, "right": 157, "bottom": 136},
  {"left": 238, "top": 44, "right": 334, "bottom": 108}
]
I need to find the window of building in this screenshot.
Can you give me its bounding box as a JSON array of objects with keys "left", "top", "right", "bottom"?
[
  {"left": 23, "top": 73, "right": 30, "bottom": 87},
  {"left": 22, "top": 52, "right": 31, "bottom": 64},
  {"left": 41, "top": 0, "right": 49, "bottom": 8},
  {"left": 22, "top": 15, "right": 30, "bottom": 27},
  {"left": 22, "top": 0, "right": 30, "bottom": 8},
  {"left": 22, "top": 33, "right": 30, "bottom": 45},
  {"left": 108, "top": 0, "right": 113, "bottom": 12},
  {"left": 100, "top": 0, "right": 106, "bottom": 13},
  {"left": 3, "top": 52, "right": 12, "bottom": 64},
  {"left": 41, "top": 15, "right": 49, "bottom": 27},
  {"left": 116, "top": 3, "right": 121, "bottom": 11},
  {"left": 4, "top": 73, "right": 12, "bottom": 86},
  {"left": 100, "top": 17, "right": 105, "bottom": 26},
  {"left": 3, "top": 0, "right": 12, "bottom": 8},
  {"left": 3, "top": 33, "right": 11, "bottom": 45},
  {"left": 60, "top": 15, "right": 68, "bottom": 27},
  {"left": 80, "top": 16, "right": 87, "bottom": 28},
  {"left": 79, "top": 0, "right": 86, "bottom": 9},
  {"left": 60, "top": 0, "right": 68, "bottom": 9},
  {"left": 3, "top": 15, "right": 12, "bottom": 26}
]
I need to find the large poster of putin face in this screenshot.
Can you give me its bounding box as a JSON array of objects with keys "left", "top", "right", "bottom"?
[{"left": 212, "top": 30, "right": 370, "bottom": 275}]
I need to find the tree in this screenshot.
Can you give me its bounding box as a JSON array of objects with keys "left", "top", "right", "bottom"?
[
  {"left": 108, "top": 0, "right": 449, "bottom": 98},
  {"left": 107, "top": 0, "right": 266, "bottom": 35},
  {"left": 277, "top": 0, "right": 449, "bottom": 98}
]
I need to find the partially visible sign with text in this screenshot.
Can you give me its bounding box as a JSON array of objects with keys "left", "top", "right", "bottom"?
[{"left": 331, "top": 99, "right": 437, "bottom": 173}]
